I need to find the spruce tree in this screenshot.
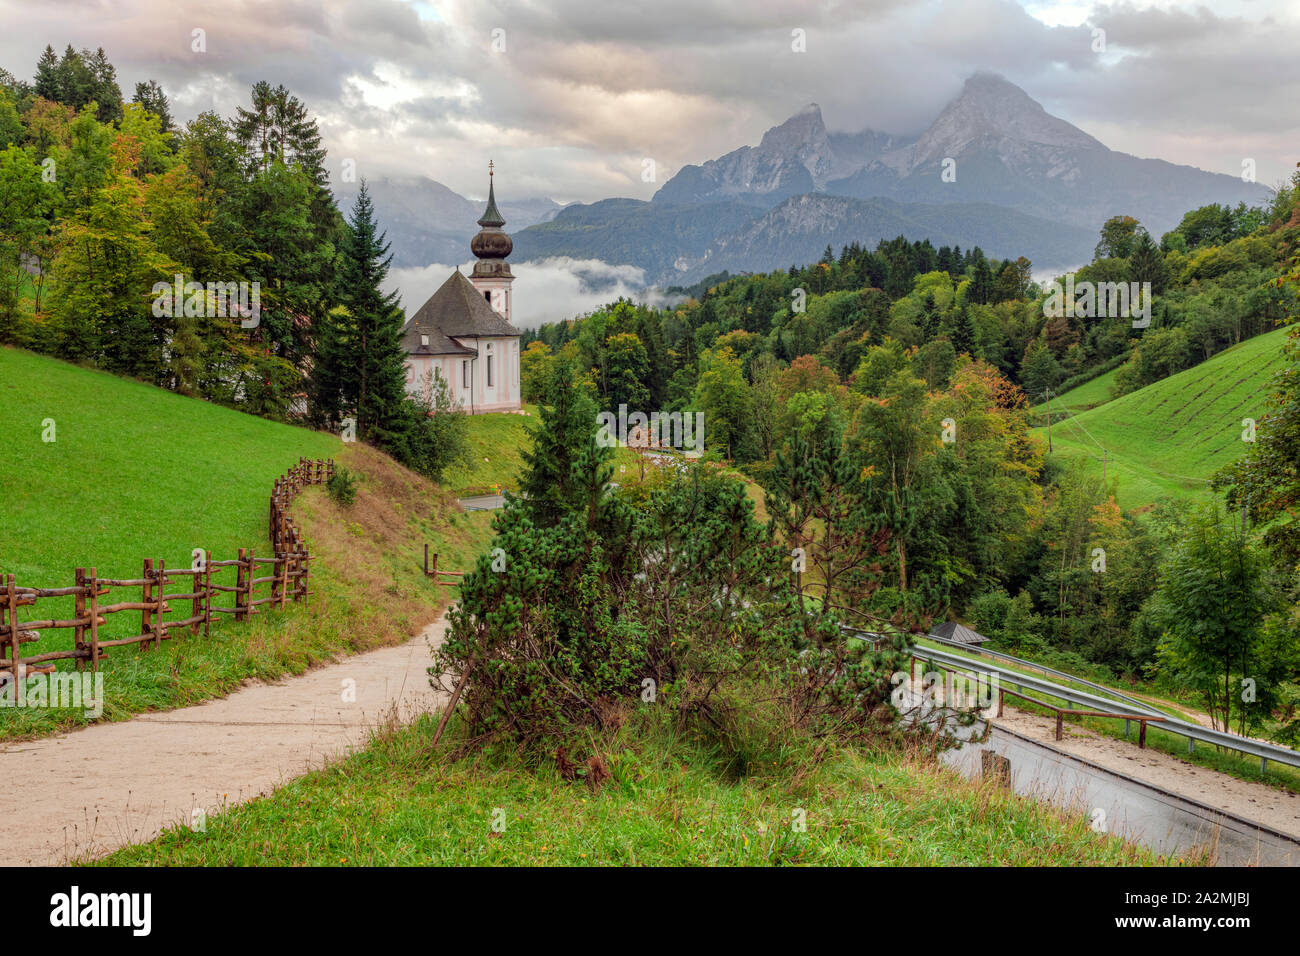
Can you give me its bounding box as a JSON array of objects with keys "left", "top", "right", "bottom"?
[
  {"left": 33, "top": 46, "right": 59, "bottom": 100},
  {"left": 951, "top": 305, "right": 977, "bottom": 358},
  {"left": 520, "top": 358, "right": 611, "bottom": 527},
  {"left": 334, "top": 181, "right": 409, "bottom": 447},
  {"left": 132, "top": 80, "right": 173, "bottom": 132},
  {"left": 969, "top": 248, "right": 995, "bottom": 305}
]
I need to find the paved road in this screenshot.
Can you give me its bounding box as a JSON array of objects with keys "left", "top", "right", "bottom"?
[
  {"left": 457, "top": 494, "right": 505, "bottom": 511},
  {"left": 0, "top": 616, "right": 448, "bottom": 865},
  {"left": 945, "top": 724, "right": 1300, "bottom": 866}
]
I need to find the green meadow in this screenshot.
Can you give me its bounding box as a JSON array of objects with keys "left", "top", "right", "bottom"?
[{"left": 1034, "top": 327, "right": 1291, "bottom": 510}]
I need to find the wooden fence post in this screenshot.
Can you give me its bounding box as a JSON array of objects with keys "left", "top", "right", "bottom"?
[
  {"left": 4, "top": 574, "right": 19, "bottom": 681},
  {"left": 141, "top": 558, "right": 154, "bottom": 652},
  {"left": 235, "top": 548, "right": 247, "bottom": 623},
  {"left": 74, "top": 566, "right": 87, "bottom": 671},
  {"left": 191, "top": 555, "right": 203, "bottom": 637},
  {"left": 245, "top": 548, "right": 255, "bottom": 617},
  {"left": 271, "top": 552, "right": 282, "bottom": 608},
  {"left": 202, "top": 550, "right": 212, "bottom": 639},
  {"left": 87, "top": 567, "right": 100, "bottom": 671},
  {"left": 153, "top": 560, "right": 166, "bottom": 650},
  {"left": 279, "top": 552, "right": 290, "bottom": 610}
]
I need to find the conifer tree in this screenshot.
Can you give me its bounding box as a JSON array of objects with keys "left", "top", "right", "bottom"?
[
  {"left": 33, "top": 45, "right": 59, "bottom": 100},
  {"left": 520, "top": 358, "right": 611, "bottom": 527},
  {"left": 333, "top": 181, "right": 409, "bottom": 446},
  {"left": 951, "top": 305, "right": 977, "bottom": 358},
  {"left": 132, "top": 80, "right": 173, "bottom": 132}
]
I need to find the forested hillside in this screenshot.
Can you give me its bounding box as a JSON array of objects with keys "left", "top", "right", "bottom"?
[
  {"left": 520, "top": 171, "right": 1300, "bottom": 731},
  {"left": 0, "top": 45, "right": 468, "bottom": 484}
]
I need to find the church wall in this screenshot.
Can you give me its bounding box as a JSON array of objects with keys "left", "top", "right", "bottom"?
[{"left": 404, "top": 338, "right": 520, "bottom": 414}]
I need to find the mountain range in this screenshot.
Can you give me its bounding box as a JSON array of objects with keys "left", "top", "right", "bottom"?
[
  {"left": 333, "top": 177, "right": 563, "bottom": 269},
  {"left": 345, "top": 73, "right": 1270, "bottom": 284}
]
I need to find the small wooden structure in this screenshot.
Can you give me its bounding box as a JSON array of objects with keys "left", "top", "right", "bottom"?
[
  {"left": 930, "top": 620, "right": 991, "bottom": 646},
  {"left": 423, "top": 546, "right": 464, "bottom": 587}
]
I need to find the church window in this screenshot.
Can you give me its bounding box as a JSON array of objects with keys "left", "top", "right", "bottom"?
[
  {"left": 462, "top": 360, "right": 469, "bottom": 388},
  {"left": 487, "top": 355, "right": 493, "bottom": 387}
]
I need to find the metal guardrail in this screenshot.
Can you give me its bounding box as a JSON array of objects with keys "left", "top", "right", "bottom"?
[
  {"left": 906, "top": 641, "right": 1300, "bottom": 773},
  {"left": 918, "top": 633, "right": 1164, "bottom": 718}
]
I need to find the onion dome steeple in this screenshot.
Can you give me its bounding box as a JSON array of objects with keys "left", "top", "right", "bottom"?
[{"left": 470, "top": 160, "right": 512, "bottom": 262}]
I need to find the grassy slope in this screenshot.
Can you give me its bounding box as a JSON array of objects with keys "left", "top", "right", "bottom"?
[
  {"left": 1031, "top": 367, "right": 1121, "bottom": 414},
  {"left": 443, "top": 407, "right": 671, "bottom": 496},
  {"left": 1, "top": 346, "right": 340, "bottom": 593},
  {"left": 441, "top": 405, "right": 537, "bottom": 494},
  {"left": 0, "top": 348, "right": 496, "bottom": 739},
  {"left": 1034, "top": 327, "right": 1291, "bottom": 510},
  {"left": 96, "top": 714, "right": 1171, "bottom": 867}
]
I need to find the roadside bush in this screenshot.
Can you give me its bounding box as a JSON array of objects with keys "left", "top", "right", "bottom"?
[
  {"left": 326, "top": 465, "right": 358, "bottom": 506},
  {"left": 431, "top": 360, "right": 981, "bottom": 763},
  {"left": 386, "top": 373, "right": 469, "bottom": 483}
]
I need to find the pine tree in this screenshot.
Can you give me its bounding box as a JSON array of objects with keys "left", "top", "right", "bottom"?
[
  {"left": 233, "top": 81, "right": 329, "bottom": 186},
  {"left": 334, "top": 181, "right": 409, "bottom": 446},
  {"left": 951, "top": 305, "right": 977, "bottom": 357},
  {"left": 85, "top": 48, "right": 122, "bottom": 124},
  {"left": 1129, "top": 229, "right": 1169, "bottom": 294},
  {"left": 33, "top": 45, "right": 59, "bottom": 100},
  {"left": 132, "top": 80, "right": 173, "bottom": 132},
  {"left": 969, "top": 248, "right": 995, "bottom": 305},
  {"left": 520, "top": 358, "right": 611, "bottom": 527}
]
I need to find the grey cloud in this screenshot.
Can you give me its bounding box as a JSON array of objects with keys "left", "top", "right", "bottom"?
[{"left": 0, "top": 0, "right": 1294, "bottom": 201}]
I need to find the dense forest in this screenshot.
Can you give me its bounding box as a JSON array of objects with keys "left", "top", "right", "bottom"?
[
  {"left": 0, "top": 45, "right": 466, "bottom": 480},
  {"left": 520, "top": 175, "right": 1300, "bottom": 735}
]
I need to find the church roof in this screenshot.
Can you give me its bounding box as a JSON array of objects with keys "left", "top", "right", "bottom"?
[
  {"left": 402, "top": 270, "right": 519, "bottom": 355},
  {"left": 477, "top": 178, "right": 506, "bottom": 228}
]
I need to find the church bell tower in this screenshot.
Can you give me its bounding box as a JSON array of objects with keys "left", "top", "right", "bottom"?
[{"left": 469, "top": 161, "right": 514, "bottom": 323}]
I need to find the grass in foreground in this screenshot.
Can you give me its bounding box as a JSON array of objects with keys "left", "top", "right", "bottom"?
[{"left": 97, "top": 713, "right": 1175, "bottom": 866}]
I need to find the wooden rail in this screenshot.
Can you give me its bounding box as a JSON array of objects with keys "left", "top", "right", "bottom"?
[
  {"left": 422, "top": 546, "right": 464, "bottom": 587},
  {"left": 1, "top": 457, "right": 334, "bottom": 675}
]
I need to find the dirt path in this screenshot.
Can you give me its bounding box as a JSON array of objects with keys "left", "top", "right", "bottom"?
[
  {"left": 995, "top": 708, "right": 1300, "bottom": 840},
  {"left": 0, "top": 615, "right": 449, "bottom": 866}
]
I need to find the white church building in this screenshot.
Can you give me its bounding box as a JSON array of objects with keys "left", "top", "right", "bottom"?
[{"left": 402, "top": 164, "right": 522, "bottom": 413}]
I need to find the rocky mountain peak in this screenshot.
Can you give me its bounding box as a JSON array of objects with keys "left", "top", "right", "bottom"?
[
  {"left": 907, "top": 72, "right": 1106, "bottom": 169},
  {"left": 756, "top": 102, "right": 832, "bottom": 179}
]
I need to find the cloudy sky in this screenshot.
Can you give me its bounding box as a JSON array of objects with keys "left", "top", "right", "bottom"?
[
  {"left": 5, "top": 0, "right": 1298, "bottom": 205},
  {"left": 5, "top": 0, "right": 1297, "bottom": 324}
]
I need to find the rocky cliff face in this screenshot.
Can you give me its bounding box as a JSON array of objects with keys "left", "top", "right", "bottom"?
[
  {"left": 652, "top": 103, "right": 904, "bottom": 205},
  {"left": 652, "top": 72, "right": 1268, "bottom": 238}
]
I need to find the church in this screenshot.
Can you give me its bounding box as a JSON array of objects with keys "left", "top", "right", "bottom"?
[{"left": 402, "top": 164, "right": 522, "bottom": 413}]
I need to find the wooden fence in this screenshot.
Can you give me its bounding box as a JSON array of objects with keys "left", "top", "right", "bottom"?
[{"left": 0, "top": 457, "right": 334, "bottom": 675}]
